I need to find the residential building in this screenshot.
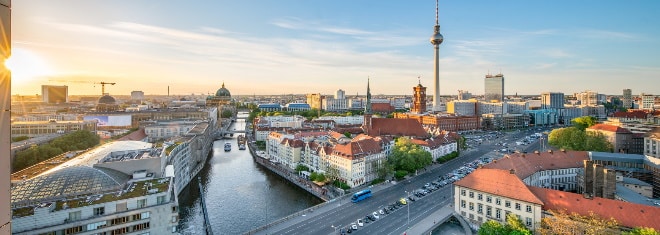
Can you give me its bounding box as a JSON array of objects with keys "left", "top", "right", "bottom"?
[
  {"left": 576, "top": 90, "right": 599, "bottom": 106},
  {"left": 587, "top": 124, "right": 632, "bottom": 153},
  {"left": 540, "top": 92, "right": 564, "bottom": 109},
  {"left": 458, "top": 90, "right": 472, "bottom": 100},
  {"left": 639, "top": 93, "right": 655, "bottom": 110},
  {"left": 306, "top": 93, "right": 323, "bottom": 110},
  {"left": 623, "top": 89, "right": 633, "bottom": 109},
  {"left": 506, "top": 101, "right": 529, "bottom": 114},
  {"left": 446, "top": 100, "right": 477, "bottom": 116},
  {"left": 131, "top": 90, "right": 145, "bottom": 101},
  {"left": 484, "top": 73, "right": 504, "bottom": 102},
  {"left": 316, "top": 116, "right": 364, "bottom": 125}
]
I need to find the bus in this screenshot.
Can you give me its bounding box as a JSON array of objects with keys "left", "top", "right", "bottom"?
[{"left": 351, "top": 189, "right": 372, "bottom": 203}]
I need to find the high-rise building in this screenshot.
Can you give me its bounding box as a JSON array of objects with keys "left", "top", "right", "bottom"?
[
  {"left": 41, "top": 85, "right": 68, "bottom": 104},
  {"left": 131, "top": 90, "right": 145, "bottom": 100},
  {"left": 305, "top": 93, "right": 323, "bottom": 110},
  {"left": 541, "top": 92, "right": 564, "bottom": 109},
  {"left": 458, "top": 90, "right": 472, "bottom": 100},
  {"left": 430, "top": 0, "right": 444, "bottom": 112},
  {"left": 623, "top": 89, "right": 633, "bottom": 109},
  {"left": 639, "top": 93, "right": 655, "bottom": 110},
  {"left": 335, "top": 89, "right": 345, "bottom": 100},
  {"left": 411, "top": 82, "right": 427, "bottom": 114},
  {"left": 1, "top": 1, "right": 11, "bottom": 233},
  {"left": 576, "top": 90, "right": 599, "bottom": 106},
  {"left": 484, "top": 73, "right": 504, "bottom": 102}
]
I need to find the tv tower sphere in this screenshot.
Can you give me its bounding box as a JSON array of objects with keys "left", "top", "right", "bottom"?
[{"left": 430, "top": 25, "right": 443, "bottom": 45}]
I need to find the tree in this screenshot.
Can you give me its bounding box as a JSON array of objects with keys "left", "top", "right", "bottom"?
[
  {"left": 478, "top": 214, "right": 531, "bottom": 235},
  {"left": 389, "top": 138, "right": 432, "bottom": 174},
  {"left": 624, "top": 227, "right": 659, "bottom": 235},
  {"left": 295, "top": 164, "right": 309, "bottom": 173},
  {"left": 572, "top": 116, "right": 597, "bottom": 131},
  {"left": 548, "top": 127, "right": 612, "bottom": 152},
  {"left": 221, "top": 109, "right": 233, "bottom": 118},
  {"left": 343, "top": 132, "right": 351, "bottom": 138},
  {"left": 537, "top": 210, "right": 619, "bottom": 235}
]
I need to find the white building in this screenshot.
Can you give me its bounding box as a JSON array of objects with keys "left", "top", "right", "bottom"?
[
  {"left": 316, "top": 115, "right": 364, "bottom": 125},
  {"left": 11, "top": 166, "right": 179, "bottom": 234},
  {"left": 447, "top": 100, "right": 477, "bottom": 116},
  {"left": 576, "top": 90, "right": 600, "bottom": 106},
  {"left": 640, "top": 93, "right": 655, "bottom": 110}
]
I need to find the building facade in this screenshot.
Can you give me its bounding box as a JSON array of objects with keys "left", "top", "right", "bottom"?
[
  {"left": 42, "top": 85, "right": 69, "bottom": 104},
  {"left": 540, "top": 92, "right": 564, "bottom": 109},
  {"left": 623, "top": 89, "right": 633, "bottom": 109},
  {"left": 484, "top": 74, "right": 504, "bottom": 102}
]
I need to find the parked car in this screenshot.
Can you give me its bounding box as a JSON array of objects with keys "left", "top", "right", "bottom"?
[
  {"left": 357, "top": 219, "right": 364, "bottom": 227},
  {"left": 351, "top": 223, "right": 358, "bottom": 231},
  {"left": 372, "top": 212, "right": 379, "bottom": 219}
]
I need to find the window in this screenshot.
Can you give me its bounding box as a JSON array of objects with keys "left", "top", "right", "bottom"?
[
  {"left": 526, "top": 205, "right": 532, "bottom": 213},
  {"left": 495, "top": 209, "right": 501, "bottom": 220},
  {"left": 65, "top": 225, "right": 83, "bottom": 234},
  {"left": 496, "top": 198, "right": 501, "bottom": 205},
  {"left": 68, "top": 211, "right": 81, "bottom": 221},
  {"left": 93, "top": 206, "right": 105, "bottom": 216},
  {"left": 469, "top": 202, "right": 474, "bottom": 211},
  {"left": 137, "top": 199, "right": 147, "bottom": 208},
  {"left": 157, "top": 196, "right": 166, "bottom": 204},
  {"left": 505, "top": 201, "right": 511, "bottom": 208},
  {"left": 515, "top": 203, "right": 521, "bottom": 210},
  {"left": 486, "top": 206, "right": 492, "bottom": 216},
  {"left": 526, "top": 217, "right": 532, "bottom": 226},
  {"left": 87, "top": 221, "right": 107, "bottom": 231},
  {"left": 478, "top": 194, "right": 483, "bottom": 200},
  {"left": 477, "top": 203, "right": 483, "bottom": 214},
  {"left": 469, "top": 191, "right": 474, "bottom": 198},
  {"left": 461, "top": 200, "right": 466, "bottom": 208},
  {"left": 486, "top": 196, "right": 492, "bottom": 203}
]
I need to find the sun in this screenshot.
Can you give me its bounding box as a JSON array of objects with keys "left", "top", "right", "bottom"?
[{"left": 5, "top": 48, "right": 53, "bottom": 82}]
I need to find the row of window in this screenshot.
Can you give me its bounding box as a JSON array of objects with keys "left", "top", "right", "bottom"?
[
  {"left": 461, "top": 190, "right": 533, "bottom": 213},
  {"left": 463, "top": 211, "right": 533, "bottom": 227}
]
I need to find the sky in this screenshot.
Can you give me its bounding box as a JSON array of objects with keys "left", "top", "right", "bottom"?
[{"left": 8, "top": 0, "right": 660, "bottom": 97}]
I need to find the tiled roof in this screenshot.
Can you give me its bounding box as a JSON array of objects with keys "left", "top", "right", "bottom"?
[
  {"left": 482, "top": 150, "right": 589, "bottom": 179},
  {"left": 454, "top": 168, "right": 544, "bottom": 205},
  {"left": 369, "top": 118, "right": 427, "bottom": 138},
  {"left": 372, "top": 103, "right": 394, "bottom": 112},
  {"left": 281, "top": 138, "right": 304, "bottom": 148},
  {"left": 118, "top": 128, "right": 147, "bottom": 141},
  {"left": 528, "top": 186, "right": 660, "bottom": 230},
  {"left": 332, "top": 137, "right": 381, "bottom": 159},
  {"left": 410, "top": 135, "right": 455, "bottom": 149},
  {"left": 612, "top": 111, "right": 648, "bottom": 119},
  {"left": 588, "top": 124, "right": 633, "bottom": 134}
]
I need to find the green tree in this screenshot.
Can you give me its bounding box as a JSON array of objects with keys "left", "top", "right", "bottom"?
[
  {"left": 548, "top": 127, "right": 612, "bottom": 152},
  {"left": 11, "top": 136, "right": 30, "bottom": 142},
  {"left": 389, "top": 138, "right": 432, "bottom": 173},
  {"left": 537, "top": 210, "right": 619, "bottom": 235},
  {"left": 221, "top": 109, "right": 233, "bottom": 118},
  {"left": 295, "top": 164, "right": 309, "bottom": 173},
  {"left": 343, "top": 132, "right": 351, "bottom": 138},
  {"left": 572, "top": 116, "right": 597, "bottom": 130},
  {"left": 624, "top": 227, "right": 660, "bottom": 235},
  {"left": 478, "top": 214, "right": 531, "bottom": 235}
]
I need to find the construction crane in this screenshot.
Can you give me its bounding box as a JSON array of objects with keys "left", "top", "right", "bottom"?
[{"left": 95, "top": 82, "right": 116, "bottom": 95}]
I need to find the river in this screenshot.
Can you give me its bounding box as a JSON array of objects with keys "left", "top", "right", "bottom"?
[{"left": 177, "top": 116, "right": 323, "bottom": 234}]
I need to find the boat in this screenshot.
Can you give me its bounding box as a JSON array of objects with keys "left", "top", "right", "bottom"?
[
  {"left": 238, "top": 144, "right": 246, "bottom": 150},
  {"left": 224, "top": 142, "right": 231, "bottom": 152}
]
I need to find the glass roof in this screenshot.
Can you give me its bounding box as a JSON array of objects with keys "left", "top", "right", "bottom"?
[{"left": 11, "top": 166, "right": 129, "bottom": 205}]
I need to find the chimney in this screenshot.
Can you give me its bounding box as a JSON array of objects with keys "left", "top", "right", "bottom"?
[{"left": 509, "top": 169, "right": 516, "bottom": 174}]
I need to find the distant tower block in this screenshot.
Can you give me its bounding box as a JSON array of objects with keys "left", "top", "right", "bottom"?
[{"left": 430, "top": 0, "right": 444, "bottom": 112}]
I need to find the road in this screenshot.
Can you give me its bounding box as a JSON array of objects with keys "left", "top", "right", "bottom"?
[{"left": 260, "top": 128, "right": 553, "bottom": 235}]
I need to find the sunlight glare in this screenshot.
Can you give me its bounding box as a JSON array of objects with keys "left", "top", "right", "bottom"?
[{"left": 5, "top": 48, "right": 53, "bottom": 82}]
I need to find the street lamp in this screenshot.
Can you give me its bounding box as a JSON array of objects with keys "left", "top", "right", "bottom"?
[{"left": 331, "top": 224, "right": 340, "bottom": 234}]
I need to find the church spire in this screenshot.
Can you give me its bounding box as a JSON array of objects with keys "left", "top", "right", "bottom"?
[{"left": 365, "top": 77, "right": 372, "bottom": 114}]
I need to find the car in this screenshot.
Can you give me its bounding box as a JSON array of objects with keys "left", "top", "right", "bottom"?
[
  {"left": 384, "top": 208, "right": 390, "bottom": 214},
  {"left": 340, "top": 228, "right": 346, "bottom": 235},
  {"left": 357, "top": 219, "right": 364, "bottom": 227},
  {"left": 408, "top": 195, "right": 416, "bottom": 201},
  {"left": 347, "top": 227, "right": 352, "bottom": 233},
  {"left": 351, "top": 223, "right": 358, "bottom": 231},
  {"left": 399, "top": 198, "right": 408, "bottom": 205},
  {"left": 372, "top": 212, "right": 379, "bottom": 219},
  {"left": 364, "top": 216, "right": 371, "bottom": 223},
  {"left": 379, "top": 209, "right": 385, "bottom": 215}
]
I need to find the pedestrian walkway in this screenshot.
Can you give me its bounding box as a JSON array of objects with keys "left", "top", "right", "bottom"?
[{"left": 402, "top": 204, "right": 472, "bottom": 235}]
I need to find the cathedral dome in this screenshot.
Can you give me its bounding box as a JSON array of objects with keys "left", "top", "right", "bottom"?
[
  {"left": 215, "top": 83, "right": 231, "bottom": 97},
  {"left": 98, "top": 95, "right": 116, "bottom": 104}
]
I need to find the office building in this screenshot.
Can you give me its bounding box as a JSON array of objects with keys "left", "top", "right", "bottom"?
[
  {"left": 484, "top": 73, "right": 504, "bottom": 102},
  {"left": 458, "top": 90, "right": 472, "bottom": 100},
  {"left": 576, "top": 90, "right": 599, "bottom": 106},
  {"left": 540, "top": 92, "right": 564, "bottom": 109},
  {"left": 41, "top": 85, "right": 69, "bottom": 104},
  {"left": 623, "top": 89, "right": 633, "bottom": 109},
  {"left": 131, "top": 90, "right": 145, "bottom": 101},
  {"left": 639, "top": 93, "right": 655, "bottom": 110}
]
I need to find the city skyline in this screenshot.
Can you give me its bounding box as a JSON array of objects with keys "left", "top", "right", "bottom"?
[{"left": 8, "top": 0, "right": 660, "bottom": 96}]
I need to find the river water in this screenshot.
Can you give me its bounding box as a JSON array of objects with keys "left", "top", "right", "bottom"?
[{"left": 177, "top": 116, "right": 323, "bottom": 234}]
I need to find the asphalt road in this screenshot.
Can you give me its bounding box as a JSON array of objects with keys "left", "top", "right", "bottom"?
[{"left": 266, "top": 128, "right": 552, "bottom": 235}]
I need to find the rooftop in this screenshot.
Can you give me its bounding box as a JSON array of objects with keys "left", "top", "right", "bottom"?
[
  {"left": 454, "top": 168, "right": 544, "bottom": 205},
  {"left": 587, "top": 124, "right": 633, "bottom": 134},
  {"left": 483, "top": 150, "right": 589, "bottom": 179}
]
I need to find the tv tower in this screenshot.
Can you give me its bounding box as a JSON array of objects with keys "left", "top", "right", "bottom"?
[{"left": 430, "top": 0, "right": 444, "bottom": 112}]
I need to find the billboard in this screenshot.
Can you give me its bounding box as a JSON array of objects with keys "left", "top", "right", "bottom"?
[{"left": 84, "top": 115, "right": 132, "bottom": 127}]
